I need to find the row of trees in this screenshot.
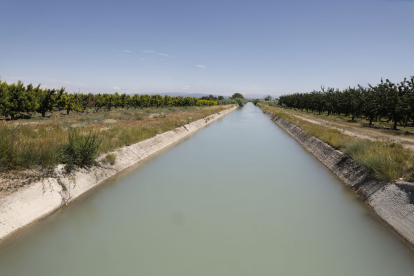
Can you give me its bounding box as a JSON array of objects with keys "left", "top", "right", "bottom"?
[
  {"left": 278, "top": 76, "right": 414, "bottom": 129},
  {"left": 200, "top": 95, "right": 224, "bottom": 101},
  {"left": 0, "top": 81, "right": 217, "bottom": 119},
  {"left": 217, "top": 93, "right": 248, "bottom": 106}
]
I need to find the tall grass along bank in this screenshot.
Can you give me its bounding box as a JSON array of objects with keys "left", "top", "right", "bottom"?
[
  {"left": 259, "top": 104, "right": 414, "bottom": 182},
  {"left": 0, "top": 105, "right": 234, "bottom": 194}
]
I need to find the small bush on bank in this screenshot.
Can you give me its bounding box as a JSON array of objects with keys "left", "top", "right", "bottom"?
[
  {"left": 60, "top": 129, "right": 102, "bottom": 173},
  {"left": 101, "top": 153, "right": 116, "bottom": 165}
]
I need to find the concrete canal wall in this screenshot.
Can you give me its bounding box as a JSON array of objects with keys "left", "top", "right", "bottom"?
[{"left": 259, "top": 106, "right": 414, "bottom": 248}]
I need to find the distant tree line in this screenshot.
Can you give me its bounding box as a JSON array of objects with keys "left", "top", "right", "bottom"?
[
  {"left": 200, "top": 95, "right": 224, "bottom": 101},
  {"left": 278, "top": 76, "right": 414, "bottom": 129},
  {"left": 253, "top": 99, "right": 278, "bottom": 107},
  {"left": 0, "top": 81, "right": 217, "bottom": 119},
  {"left": 217, "top": 93, "right": 248, "bottom": 106}
]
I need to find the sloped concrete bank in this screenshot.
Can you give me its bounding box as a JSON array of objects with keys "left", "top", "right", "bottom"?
[
  {"left": 0, "top": 106, "right": 237, "bottom": 241},
  {"left": 259, "top": 106, "right": 414, "bottom": 248}
]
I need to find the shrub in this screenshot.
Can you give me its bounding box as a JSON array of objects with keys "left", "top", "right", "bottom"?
[
  {"left": 101, "top": 153, "right": 116, "bottom": 165},
  {"left": 60, "top": 129, "right": 102, "bottom": 173}
]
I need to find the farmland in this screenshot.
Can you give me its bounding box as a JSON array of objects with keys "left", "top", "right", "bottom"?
[
  {"left": 278, "top": 76, "right": 414, "bottom": 130},
  {"left": 0, "top": 101, "right": 231, "bottom": 194}
]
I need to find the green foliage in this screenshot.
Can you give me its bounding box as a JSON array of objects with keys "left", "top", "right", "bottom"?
[
  {"left": 235, "top": 98, "right": 248, "bottom": 107},
  {"left": 0, "top": 125, "right": 60, "bottom": 171},
  {"left": 343, "top": 140, "right": 414, "bottom": 182},
  {"left": 217, "top": 98, "right": 248, "bottom": 106},
  {"left": 0, "top": 81, "right": 218, "bottom": 120},
  {"left": 36, "top": 87, "right": 58, "bottom": 117},
  {"left": 7, "top": 81, "right": 33, "bottom": 119},
  {"left": 0, "top": 81, "right": 9, "bottom": 117},
  {"left": 0, "top": 127, "right": 15, "bottom": 171},
  {"left": 278, "top": 76, "right": 414, "bottom": 129},
  {"left": 264, "top": 95, "right": 273, "bottom": 101},
  {"left": 200, "top": 94, "right": 222, "bottom": 101},
  {"left": 231, "top": 93, "right": 245, "bottom": 99},
  {"left": 101, "top": 153, "right": 116, "bottom": 165},
  {"left": 60, "top": 129, "right": 102, "bottom": 173},
  {"left": 218, "top": 99, "right": 237, "bottom": 105},
  {"left": 254, "top": 99, "right": 279, "bottom": 106}
]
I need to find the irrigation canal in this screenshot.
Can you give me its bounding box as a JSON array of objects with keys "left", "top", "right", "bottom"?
[{"left": 1, "top": 103, "right": 414, "bottom": 275}]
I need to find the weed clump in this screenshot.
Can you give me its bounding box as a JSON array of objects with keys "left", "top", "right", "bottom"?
[
  {"left": 101, "top": 153, "right": 116, "bottom": 165},
  {"left": 60, "top": 129, "right": 102, "bottom": 173},
  {"left": 343, "top": 140, "right": 414, "bottom": 182}
]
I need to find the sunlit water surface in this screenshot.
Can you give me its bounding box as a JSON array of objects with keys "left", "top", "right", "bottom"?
[{"left": 1, "top": 103, "right": 414, "bottom": 275}]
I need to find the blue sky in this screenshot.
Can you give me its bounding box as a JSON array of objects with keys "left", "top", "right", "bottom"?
[{"left": 1, "top": 0, "right": 413, "bottom": 97}]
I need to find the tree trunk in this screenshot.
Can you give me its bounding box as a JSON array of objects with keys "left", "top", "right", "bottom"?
[
  {"left": 369, "top": 118, "right": 372, "bottom": 125},
  {"left": 42, "top": 111, "right": 46, "bottom": 117},
  {"left": 393, "top": 120, "right": 397, "bottom": 130}
]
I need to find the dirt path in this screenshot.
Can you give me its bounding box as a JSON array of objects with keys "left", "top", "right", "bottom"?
[{"left": 292, "top": 114, "right": 414, "bottom": 151}]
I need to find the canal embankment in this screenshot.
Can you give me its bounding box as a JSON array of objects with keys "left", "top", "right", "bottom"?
[
  {"left": 0, "top": 106, "right": 237, "bottom": 241},
  {"left": 258, "top": 105, "right": 414, "bottom": 248}
]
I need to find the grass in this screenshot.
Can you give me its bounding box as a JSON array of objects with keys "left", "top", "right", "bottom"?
[
  {"left": 101, "top": 153, "right": 117, "bottom": 165},
  {"left": 260, "top": 104, "right": 414, "bottom": 182},
  {"left": 61, "top": 129, "right": 102, "bottom": 173},
  {"left": 275, "top": 106, "right": 414, "bottom": 136},
  {"left": 0, "top": 105, "right": 231, "bottom": 174}
]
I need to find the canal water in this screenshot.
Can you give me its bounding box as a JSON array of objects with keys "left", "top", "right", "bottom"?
[{"left": 1, "top": 103, "right": 414, "bottom": 275}]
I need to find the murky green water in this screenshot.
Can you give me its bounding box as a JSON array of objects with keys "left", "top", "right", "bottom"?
[{"left": 1, "top": 103, "right": 414, "bottom": 275}]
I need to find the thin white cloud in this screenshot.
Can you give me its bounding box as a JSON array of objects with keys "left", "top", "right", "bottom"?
[
  {"left": 123, "top": 50, "right": 131, "bottom": 53},
  {"left": 168, "top": 87, "right": 173, "bottom": 90},
  {"left": 142, "top": 50, "right": 170, "bottom": 57},
  {"left": 141, "top": 58, "right": 145, "bottom": 61},
  {"left": 182, "top": 86, "right": 190, "bottom": 90},
  {"left": 112, "top": 87, "right": 121, "bottom": 90},
  {"left": 196, "top": 65, "right": 206, "bottom": 69}
]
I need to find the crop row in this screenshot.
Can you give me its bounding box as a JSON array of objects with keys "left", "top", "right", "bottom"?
[
  {"left": 0, "top": 81, "right": 217, "bottom": 120},
  {"left": 278, "top": 76, "right": 414, "bottom": 129}
]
